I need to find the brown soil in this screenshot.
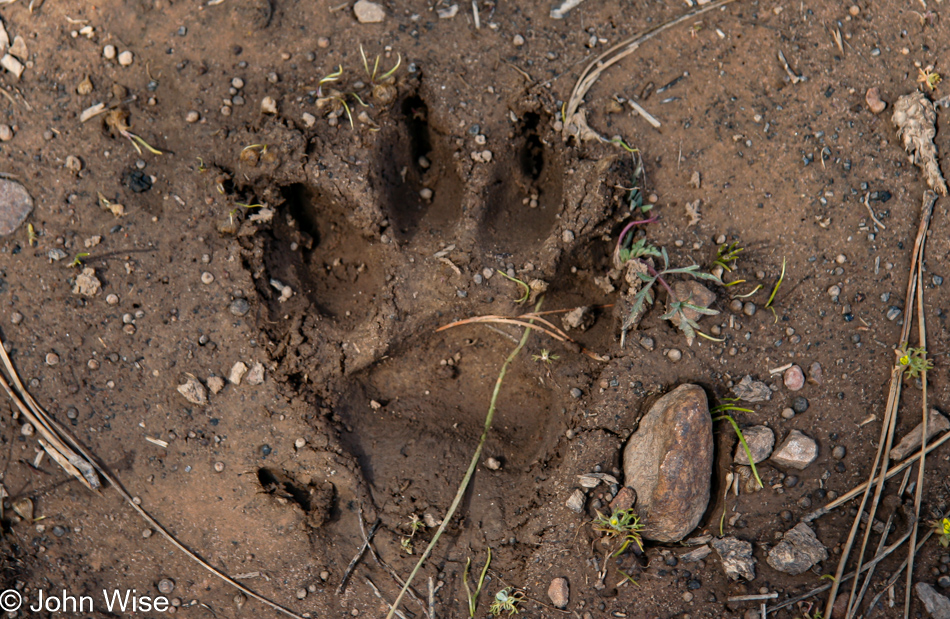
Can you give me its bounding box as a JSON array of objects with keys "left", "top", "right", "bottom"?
[{"left": 1, "top": 0, "right": 949, "bottom": 618}]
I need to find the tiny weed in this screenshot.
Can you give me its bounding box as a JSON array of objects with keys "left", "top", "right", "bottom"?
[
  {"left": 463, "top": 547, "right": 492, "bottom": 618},
  {"left": 592, "top": 508, "right": 645, "bottom": 557},
  {"left": 196, "top": 157, "right": 207, "bottom": 173},
  {"left": 616, "top": 569, "right": 639, "bottom": 587},
  {"left": 931, "top": 517, "right": 950, "bottom": 547},
  {"left": 731, "top": 284, "right": 763, "bottom": 298},
  {"left": 496, "top": 270, "right": 531, "bottom": 304},
  {"left": 400, "top": 514, "right": 424, "bottom": 554},
  {"left": 713, "top": 242, "right": 743, "bottom": 272},
  {"left": 68, "top": 252, "right": 90, "bottom": 268},
  {"left": 400, "top": 537, "right": 414, "bottom": 554},
  {"left": 488, "top": 587, "right": 524, "bottom": 617},
  {"left": 765, "top": 257, "right": 786, "bottom": 309},
  {"left": 27, "top": 223, "right": 38, "bottom": 247},
  {"left": 918, "top": 66, "right": 942, "bottom": 91},
  {"left": 898, "top": 346, "right": 933, "bottom": 379},
  {"left": 617, "top": 234, "right": 661, "bottom": 265},
  {"left": 532, "top": 349, "right": 559, "bottom": 364},
  {"left": 711, "top": 404, "right": 764, "bottom": 489}
]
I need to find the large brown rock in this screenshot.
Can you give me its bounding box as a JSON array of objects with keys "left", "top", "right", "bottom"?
[{"left": 622, "top": 384, "right": 712, "bottom": 542}]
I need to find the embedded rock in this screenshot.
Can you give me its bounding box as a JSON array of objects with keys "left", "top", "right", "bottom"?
[
  {"left": 0, "top": 178, "right": 33, "bottom": 236},
  {"left": 732, "top": 375, "right": 772, "bottom": 402},
  {"left": 733, "top": 425, "right": 775, "bottom": 465},
  {"left": 711, "top": 536, "right": 756, "bottom": 581},
  {"left": 767, "top": 523, "right": 828, "bottom": 575},
  {"left": 771, "top": 430, "right": 818, "bottom": 470},
  {"left": 622, "top": 384, "right": 712, "bottom": 542}
]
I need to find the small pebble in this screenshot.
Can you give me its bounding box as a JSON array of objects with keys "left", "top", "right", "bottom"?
[
  {"left": 683, "top": 592, "right": 694, "bottom": 603},
  {"left": 0, "top": 124, "right": 13, "bottom": 141},
  {"left": 865, "top": 87, "right": 886, "bottom": 114},
  {"left": 938, "top": 574, "right": 950, "bottom": 589},
  {"left": 185, "top": 110, "right": 200, "bottom": 123},
  {"left": 639, "top": 336, "right": 655, "bottom": 351},
  {"left": 231, "top": 77, "right": 245, "bottom": 89},
  {"left": 261, "top": 96, "right": 278, "bottom": 114},
  {"left": 667, "top": 349, "right": 682, "bottom": 362},
  {"left": 513, "top": 34, "right": 525, "bottom": 46},
  {"left": 570, "top": 387, "right": 583, "bottom": 398},
  {"left": 547, "top": 577, "right": 569, "bottom": 609},
  {"left": 317, "top": 36, "right": 330, "bottom": 48},
  {"left": 118, "top": 50, "right": 134, "bottom": 66},
  {"left": 143, "top": 528, "right": 153, "bottom": 538},
  {"left": 808, "top": 362, "right": 823, "bottom": 385},
  {"left": 52, "top": 525, "right": 66, "bottom": 537},
  {"left": 103, "top": 44, "right": 117, "bottom": 59},
  {"left": 791, "top": 396, "right": 809, "bottom": 413},
  {"left": 419, "top": 187, "right": 433, "bottom": 200},
  {"left": 214, "top": 461, "right": 226, "bottom": 473},
  {"left": 784, "top": 365, "right": 805, "bottom": 391},
  {"left": 833, "top": 445, "right": 846, "bottom": 459},
  {"left": 106, "top": 293, "right": 119, "bottom": 305},
  {"left": 743, "top": 302, "right": 757, "bottom": 317},
  {"left": 729, "top": 299, "right": 743, "bottom": 312},
  {"left": 21, "top": 423, "right": 34, "bottom": 436},
  {"left": 260, "top": 444, "right": 272, "bottom": 457},
  {"left": 781, "top": 407, "right": 795, "bottom": 420},
  {"left": 849, "top": 4, "right": 860, "bottom": 15},
  {"left": 295, "top": 437, "right": 307, "bottom": 449},
  {"left": 158, "top": 578, "right": 175, "bottom": 595},
  {"left": 46, "top": 352, "right": 60, "bottom": 366},
  {"left": 201, "top": 272, "right": 215, "bottom": 284},
  {"left": 828, "top": 285, "right": 841, "bottom": 297},
  {"left": 784, "top": 475, "right": 799, "bottom": 488},
  {"left": 886, "top": 306, "right": 902, "bottom": 321},
  {"left": 296, "top": 588, "right": 307, "bottom": 600},
  {"left": 230, "top": 298, "right": 250, "bottom": 316},
  {"left": 485, "top": 457, "right": 502, "bottom": 470},
  {"left": 10, "top": 311, "right": 23, "bottom": 325}
]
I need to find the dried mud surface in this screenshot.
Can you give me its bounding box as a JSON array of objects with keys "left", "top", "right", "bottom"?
[{"left": 1, "top": 0, "right": 950, "bottom": 618}]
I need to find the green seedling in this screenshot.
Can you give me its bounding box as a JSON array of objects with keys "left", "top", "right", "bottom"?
[
  {"left": 463, "top": 547, "right": 492, "bottom": 618},
  {"left": 592, "top": 508, "right": 645, "bottom": 557},
  {"left": 196, "top": 157, "right": 207, "bottom": 173},
  {"left": 898, "top": 346, "right": 933, "bottom": 379},
  {"left": 488, "top": 587, "right": 524, "bottom": 617},
  {"left": 496, "top": 270, "right": 531, "bottom": 304},
  {"left": 27, "top": 223, "right": 37, "bottom": 247},
  {"left": 616, "top": 570, "right": 639, "bottom": 587},
  {"left": 713, "top": 242, "right": 743, "bottom": 272},
  {"left": 731, "top": 284, "right": 762, "bottom": 297},
  {"left": 616, "top": 227, "right": 660, "bottom": 265},
  {"left": 932, "top": 517, "right": 950, "bottom": 547},
  {"left": 711, "top": 404, "right": 763, "bottom": 489},
  {"left": 359, "top": 44, "right": 402, "bottom": 83},
  {"left": 400, "top": 537, "right": 414, "bottom": 554},
  {"left": 532, "top": 349, "right": 559, "bottom": 364},
  {"left": 765, "top": 257, "right": 786, "bottom": 316},
  {"left": 68, "top": 252, "right": 90, "bottom": 268},
  {"left": 125, "top": 132, "right": 163, "bottom": 155}
]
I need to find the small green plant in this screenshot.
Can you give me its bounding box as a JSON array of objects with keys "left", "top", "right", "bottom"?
[
  {"left": 932, "top": 517, "right": 950, "bottom": 547},
  {"left": 400, "top": 537, "right": 414, "bottom": 554},
  {"left": 899, "top": 346, "right": 933, "bottom": 379},
  {"left": 592, "top": 508, "right": 645, "bottom": 557},
  {"left": 625, "top": 247, "right": 721, "bottom": 341},
  {"left": 68, "top": 252, "right": 90, "bottom": 268},
  {"left": 711, "top": 403, "right": 763, "bottom": 489},
  {"left": 532, "top": 349, "right": 559, "bottom": 364},
  {"left": 463, "top": 548, "right": 492, "bottom": 618},
  {"left": 488, "top": 587, "right": 524, "bottom": 617},
  {"left": 617, "top": 235, "right": 661, "bottom": 265},
  {"left": 713, "top": 242, "right": 743, "bottom": 272}
]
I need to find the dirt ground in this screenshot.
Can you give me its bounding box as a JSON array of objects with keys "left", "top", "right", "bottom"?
[{"left": 2, "top": 0, "right": 950, "bottom": 617}]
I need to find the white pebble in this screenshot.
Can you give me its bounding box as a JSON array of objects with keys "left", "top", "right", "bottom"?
[
  {"left": 118, "top": 51, "right": 134, "bottom": 66},
  {"left": 261, "top": 96, "right": 278, "bottom": 114},
  {"left": 419, "top": 187, "right": 433, "bottom": 200},
  {"left": 103, "top": 44, "right": 117, "bottom": 60},
  {"left": 201, "top": 272, "right": 215, "bottom": 284},
  {"left": 0, "top": 124, "right": 13, "bottom": 142},
  {"left": 185, "top": 111, "right": 200, "bottom": 123},
  {"left": 231, "top": 77, "right": 244, "bottom": 89}
]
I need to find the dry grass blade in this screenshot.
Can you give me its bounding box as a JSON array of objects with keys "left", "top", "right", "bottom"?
[
  {"left": 825, "top": 190, "right": 937, "bottom": 619},
  {"left": 905, "top": 233, "right": 931, "bottom": 619},
  {"left": 562, "top": 0, "right": 738, "bottom": 143},
  {"left": 436, "top": 310, "right": 608, "bottom": 361},
  {"left": 0, "top": 333, "right": 305, "bottom": 619}
]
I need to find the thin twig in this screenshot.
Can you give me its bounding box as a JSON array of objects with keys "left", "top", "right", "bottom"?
[
  {"left": 863, "top": 193, "right": 887, "bottom": 229},
  {"left": 339, "top": 519, "right": 381, "bottom": 594},
  {"left": 366, "top": 578, "right": 411, "bottom": 619}
]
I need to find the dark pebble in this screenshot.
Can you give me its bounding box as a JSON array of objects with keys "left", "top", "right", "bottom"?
[
  {"left": 230, "top": 298, "right": 250, "bottom": 316},
  {"left": 792, "top": 396, "right": 809, "bottom": 413},
  {"left": 52, "top": 525, "right": 66, "bottom": 537},
  {"left": 814, "top": 488, "right": 827, "bottom": 500},
  {"left": 939, "top": 574, "right": 950, "bottom": 589},
  {"left": 844, "top": 313, "right": 854, "bottom": 322},
  {"left": 784, "top": 476, "right": 799, "bottom": 488},
  {"left": 665, "top": 555, "right": 678, "bottom": 567},
  {"left": 835, "top": 461, "right": 846, "bottom": 473},
  {"left": 780, "top": 510, "right": 793, "bottom": 522},
  {"left": 125, "top": 169, "right": 153, "bottom": 193},
  {"left": 798, "top": 497, "right": 812, "bottom": 509},
  {"left": 260, "top": 444, "right": 272, "bottom": 457},
  {"left": 687, "top": 579, "right": 702, "bottom": 590}
]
